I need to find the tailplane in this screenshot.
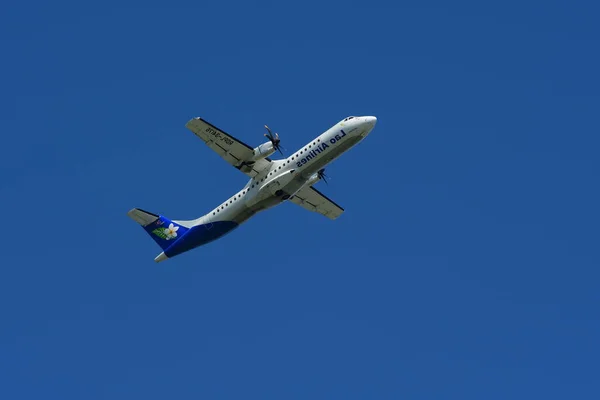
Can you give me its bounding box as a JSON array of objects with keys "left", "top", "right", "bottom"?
[{"left": 127, "top": 208, "right": 190, "bottom": 262}]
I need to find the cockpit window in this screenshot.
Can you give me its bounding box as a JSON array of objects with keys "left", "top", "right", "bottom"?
[{"left": 343, "top": 116, "right": 356, "bottom": 121}]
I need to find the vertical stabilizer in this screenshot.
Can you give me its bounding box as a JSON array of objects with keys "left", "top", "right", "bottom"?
[{"left": 127, "top": 208, "right": 190, "bottom": 261}]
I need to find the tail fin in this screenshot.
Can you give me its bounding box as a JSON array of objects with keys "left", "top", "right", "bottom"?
[{"left": 127, "top": 208, "right": 190, "bottom": 261}]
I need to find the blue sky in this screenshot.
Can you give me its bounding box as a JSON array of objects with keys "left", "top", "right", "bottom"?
[{"left": 1, "top": 0, "right": 599, "bottom": 398}]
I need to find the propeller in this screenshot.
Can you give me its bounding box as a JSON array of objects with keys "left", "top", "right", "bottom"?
[
  {"left": 317, "top": 168, "right": 329, "bottom": 185},
  {"left": 264, "top": 125, "right": 284, "bottom": 155}
]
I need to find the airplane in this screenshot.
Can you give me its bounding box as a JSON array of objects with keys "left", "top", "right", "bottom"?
[{"left": 128, "top": 115, "right": 377, "bottom": 262}]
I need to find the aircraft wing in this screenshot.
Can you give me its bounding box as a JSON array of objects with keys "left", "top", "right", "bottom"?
[
  {"left": 290, "top": 186, "right": 344, "bottom": 220},
  {"left": 185, "top": 117, "right": 272, "bottom": 177}
]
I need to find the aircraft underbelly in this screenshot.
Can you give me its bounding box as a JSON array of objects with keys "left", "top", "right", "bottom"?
[
  {"left": 229, "top": 196, "right": 282, "bottom": 225},
  {"left": 195, "top": 134, "right": 364, "bottom": 238}
]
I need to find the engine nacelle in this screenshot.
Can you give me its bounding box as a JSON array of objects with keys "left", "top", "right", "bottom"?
[
  {"left": 251, "top": 141, "right": 276, "bottom": 161},
  {"left": 287, "top": 171, "right": 321, "bottom": 198},
  {"left": 237, "top": 141, "right": 276, "bottom": 173},
  {"left": 305, "top": 172, "right": 321, "bottom": 187}
]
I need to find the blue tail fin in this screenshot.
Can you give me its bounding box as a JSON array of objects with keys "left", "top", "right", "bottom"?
[{"left": 127, "top": 208, "right": 190, "bottom": 251}]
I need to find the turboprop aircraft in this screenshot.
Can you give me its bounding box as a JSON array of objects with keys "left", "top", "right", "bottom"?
[{"left": 128, "top": 115, "right": 377, "bottom": 262}]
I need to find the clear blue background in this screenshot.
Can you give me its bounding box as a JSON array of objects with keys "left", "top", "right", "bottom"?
[{"left": 1, "top": 1, "right": 599, "bottom": 398}]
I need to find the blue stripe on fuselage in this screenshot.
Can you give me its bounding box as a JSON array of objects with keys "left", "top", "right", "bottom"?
[{"left": 164, "top": 221, "right": 239, "bottom": 258}]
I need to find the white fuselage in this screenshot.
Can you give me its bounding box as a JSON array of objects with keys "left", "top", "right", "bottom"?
[{"left": 190, "top": 116, "right": 377, "bottom": 227}]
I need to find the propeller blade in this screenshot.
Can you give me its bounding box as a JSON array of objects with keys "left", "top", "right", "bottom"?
[
  {"left": 264, "top": 125, "right": 274, "bottom": 141},
  {"left": 318, "top": 168, "right": 328, "bottom": 184},
  {"left": 264, "top": 125, "right": 283, "bottom": 155}
]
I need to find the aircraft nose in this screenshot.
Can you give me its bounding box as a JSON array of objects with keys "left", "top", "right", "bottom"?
[{"left": 364, "top": 116, "right": 377, "bottom": 127}]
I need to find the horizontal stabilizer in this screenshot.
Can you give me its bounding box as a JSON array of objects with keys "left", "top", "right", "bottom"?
[
  {"left": 127, "top": 208, "right": 190, "bottom": 257},
  {"left": 127, "top": 208, "right": 159, "bottom": 226}
]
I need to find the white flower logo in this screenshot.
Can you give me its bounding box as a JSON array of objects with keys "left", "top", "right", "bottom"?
[{"left": 163, "top": 223, "right": 179, "bottom": 240}]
